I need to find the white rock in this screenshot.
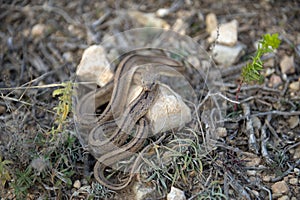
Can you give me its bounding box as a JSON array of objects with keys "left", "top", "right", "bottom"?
[
  {"left": 128, "top": 11, "right": 170, "bottom": 29},
  {"left": 209, "top": 20, "right": 238, "bottom": 46},
  {"left": 212, "top": 43, "right": 245, "bottom": 66},
  {"left": 127, "top": 83, "right": 191, "bottom": 135},
  {"left": 146, "top": 84, "right": 192, "bottom": 135},
  {"left": 167, "top": 187, "right": 186, "bottom": 200},
  {"left": 206, "top": 13, "right": 218, "bottom": 34},
  {"left": 156, "top": 8, "right": 170, "bottom": 17},
  {"left": 76, "top": 45, "right": 113, "bottom": 87},
  {"left": 280, "top": 55, "right": 295, "bottom": 74},
  {"left": 73, "top": 180, "right": 81, "bottom": 189}
]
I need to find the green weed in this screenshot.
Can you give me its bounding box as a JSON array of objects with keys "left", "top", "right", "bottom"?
[
  {"left": 196, "top": 181, "right": 227, "bottom": 200},
  {"left": 11, "top": 166, "right": 34, "bottom": 199},
  {"left": 241, "top": 33, "right": 281, "bottom": 84},
  {"left": 51, "top": 81, "right": 73, "bottom": 137},
  {"left": 235, "top": 33, "right": 281, "bottom": 110},
  {"left": 141, "top": 130, "right": 205, "bottom": 195},
  {"left": 0, "top": 156, "right": 13, "bottom": 190}
]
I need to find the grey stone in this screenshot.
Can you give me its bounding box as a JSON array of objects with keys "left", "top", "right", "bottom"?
[
  {"left": 167, "top": 187, "right": 186, "bottom": 200},
  {"left": 212, "top": 43, "right": 245, "bottom": 66}
]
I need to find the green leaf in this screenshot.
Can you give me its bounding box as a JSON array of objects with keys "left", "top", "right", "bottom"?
[
  {"left": 262, "top": 33, "right": 281, "bottom": 49},
  {"left": 241, "top": 33, "right": 281, "bottom": 84},
  {"left": 52, "top": 88, "right": 64, "bottom": 97}
]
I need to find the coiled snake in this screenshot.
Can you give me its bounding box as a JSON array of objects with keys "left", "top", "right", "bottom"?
[{"left": 75, "top": 50, "right": 184, "bottom": 190}]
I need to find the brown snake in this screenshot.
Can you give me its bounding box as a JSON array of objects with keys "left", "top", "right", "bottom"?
[
  {"left": 89, "top": 81, "right": 159, "bottom": 156},
  {"left": 75, "top": 53, "right": 183, "bottom": 127},
  {"left": 75, "top": 51, "right": 185, "bottom": 190}
]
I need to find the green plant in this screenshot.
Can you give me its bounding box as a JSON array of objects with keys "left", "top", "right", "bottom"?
[
  {"left": 0, "top": 81, "right": 76, "bottom": 198},
  {"left": 90, "top": 182, "right": 115, "bottom": 199},
  {"left": 51, "top": 81, "right": 73, "bottom": 136},
  {"left": 268, "top": 148, "right": 289, "bottom": 176},
  {"left": 196, "top": 181, "right": 227, "bottom": 200},
  {"left": 235, "top": 33, "right": 281, "bottom": 110},
  {"left": 141, "top": 131, "right": 204, "bottom": 195},
  {"left": 0, "top": 81, "right": 75, "bottom": 137},
  {"left": 43, "top": 132, "right": 79, "bottom": 186},
  {"left": 165, "top": 137, "right": 203, "bottom": 186},
  {"left": 0, "top": 156, "right": 13, "bottom": 189},
  {"left": 11, "top": 166, "right": 35, "bottom": 199}
]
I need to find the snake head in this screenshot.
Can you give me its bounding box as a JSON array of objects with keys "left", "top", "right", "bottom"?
[{"left": 141, "top": 72, "right": 160, "bottom": 91}]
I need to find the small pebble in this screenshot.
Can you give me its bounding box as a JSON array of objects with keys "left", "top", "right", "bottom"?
[
  {"left": 167, "top": 187, "right": 186, "bottom": 200},
  {"left": 128, "top": 11, "right": 170, "bottom": 29},
  {"left": 0, "top": 105, "right": 6, "bottom": 114},
  {"left": 156, "top": 8, "right": 170, "bottom": 17},
  {"left": 265, "top": 68, "right": 275, "bottom": 76},
  {"left": 216, "top": 127, "right": 227, "bottom": 138},
  {"left": 280, "top": 55, "right": 295, "bottom": 74},
  {"left": 278, "top": 195, "right": 289, "bottom": 200},
  {"left": 209, "top": 20, "right": 238, "bottom": 46},
  {"left": 287, "top": 116, "right": 299, "bottom": 129},
  {"left": 251, "top": 190, "right": 259, "bottom": 197},
  {"left": 293, "top": 146, "right": 300, "bottom": 160},
  {"left": 289, "top": 81, "right": 300, "bottom": 91},
  {"left": 269, "top": 74, "right": 282, "bottom": 88},
  {"left": 271, "top": 181, "right": 289, "bottom": 194},
  {"left": 289, "top": 178, "right": 298, "bottom": 185},
  {"left": 31, "top": 24, "right": 46, "bottom": 37},
  {"left": 73, "top": 180, "right": 81, "bottom": 189},
  {"left": 205, "top": 13, "right": 218, "bottom": 34}
]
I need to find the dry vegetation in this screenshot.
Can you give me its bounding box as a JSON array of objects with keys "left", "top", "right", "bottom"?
[{"left": 0, "top": 0, "right": 299, "bottom": 199}]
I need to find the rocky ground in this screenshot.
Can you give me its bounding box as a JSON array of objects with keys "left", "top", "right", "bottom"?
[{"left": 0, "top": 0, "right": 299, "bottom": 200}]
